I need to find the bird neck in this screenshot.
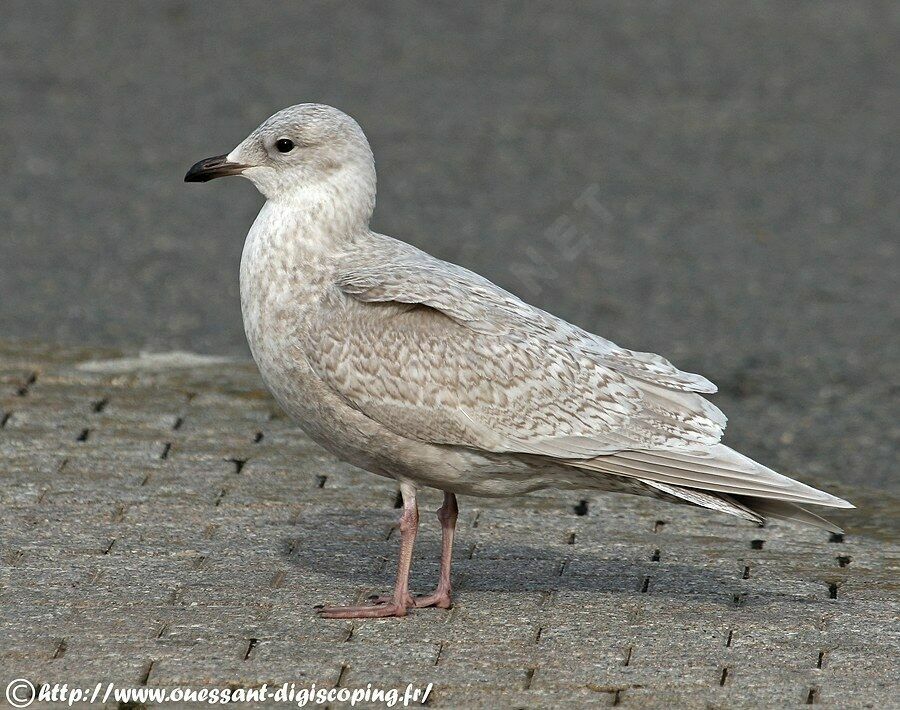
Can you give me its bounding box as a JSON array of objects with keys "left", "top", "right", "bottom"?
[
  {"left": 248, "top": 200, "right": 359, "bottom": 269},
  {"left": 267, "top": 163, "right": 376, "bottom": 242}
]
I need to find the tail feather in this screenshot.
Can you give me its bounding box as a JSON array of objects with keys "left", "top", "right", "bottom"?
[
  {"left": 641, "top": 479, "right": 764, "bottom": 524},
  {"left": 567, "top": 444, "right": 854, "bottom": 509},
  {"left": 737, "top": 497, "right": 845, "bottom": 534},
  {"left": 639, "top": 480, "right": 845, "bottom": 532}
]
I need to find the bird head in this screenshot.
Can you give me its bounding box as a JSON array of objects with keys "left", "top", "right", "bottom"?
[{"left": 185, "top": 103, "right": 376, "bottom": 223}]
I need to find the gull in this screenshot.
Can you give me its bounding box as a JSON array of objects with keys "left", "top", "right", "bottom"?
[{"left": 185, "top": 104, "right": 854, "bottom": 618}]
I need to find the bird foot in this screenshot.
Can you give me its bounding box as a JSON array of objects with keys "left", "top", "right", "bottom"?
[
  {"left": 316, "top": 599, "right": 409, "bottom": 619},
  {"left": 368, "top": 590, "right": 452, "bottom": 609},
  {"left": 412, "top": 590, "right": 452, "bottom": 609},
  {"left": 366, "top": 592, "right": 415, "bottom": 607}
]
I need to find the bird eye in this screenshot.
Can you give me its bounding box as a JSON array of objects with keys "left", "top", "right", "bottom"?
[{"left": 275, "top": 138, "right": 295, "bottom": 153}]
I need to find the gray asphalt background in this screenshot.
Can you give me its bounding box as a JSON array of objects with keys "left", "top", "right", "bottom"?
[{"left": 1, "top": 2, "right": 897, "bottom": 500}]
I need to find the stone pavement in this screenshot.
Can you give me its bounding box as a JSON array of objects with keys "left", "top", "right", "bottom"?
[{"left": 0, "top": 341, "right": 897, "bottom": 709}]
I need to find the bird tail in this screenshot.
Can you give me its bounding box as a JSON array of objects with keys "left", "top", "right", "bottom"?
[
  {"left": 734, "top": 497, "right": 845, "bottom": 533},
  {"left": 567, "top": 443, "right": 852, "bottom": 531},
  {"left": 640, "top": 480, "right": 845, "bottom": 533}
]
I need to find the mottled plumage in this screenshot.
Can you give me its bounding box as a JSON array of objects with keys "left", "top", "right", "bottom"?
[{"left": 186, "top": 104, "right": 853, "bottom": 617}]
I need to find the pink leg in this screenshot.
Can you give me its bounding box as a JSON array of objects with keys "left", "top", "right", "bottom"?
[
  {"left": 318, "top": 482, "right": 419, "bottom": 619},
  {"left": 414, "top": 492, "right": 458, "bottom": 609}
]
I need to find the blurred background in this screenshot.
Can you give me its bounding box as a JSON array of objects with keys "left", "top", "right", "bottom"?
[{"left": 0, "top": 2, "right": 897, "bottom": 508}]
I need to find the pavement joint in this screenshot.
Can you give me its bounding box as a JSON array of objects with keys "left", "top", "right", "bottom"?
[{"left": 0, "top": 341, "right": 896, "bottom": 708}]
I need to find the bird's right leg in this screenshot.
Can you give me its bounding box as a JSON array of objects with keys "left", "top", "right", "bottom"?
[{"left": 317, "top": 482, "right": 419, "bottom": 618}]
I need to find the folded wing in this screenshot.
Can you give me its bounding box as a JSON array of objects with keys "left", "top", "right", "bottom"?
[{"left": 311, "top": 233, "right": 851, "bottom": 513}]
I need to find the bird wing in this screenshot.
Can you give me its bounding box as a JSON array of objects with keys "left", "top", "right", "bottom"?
[
  {"left": 309, "top": 234, "right": 852, "bottom": 511},
  {"left": 304, "top": 234, "right": 726, "bottom": 459},
  {"left": 337, "top": 234, "right": 720, "bottom": 394}
]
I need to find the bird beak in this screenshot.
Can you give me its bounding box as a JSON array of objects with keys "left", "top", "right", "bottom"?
[{"left": 184, "top": 154, "right": 248, "bottom": 182}]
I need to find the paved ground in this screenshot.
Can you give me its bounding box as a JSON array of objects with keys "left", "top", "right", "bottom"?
[
  {"left": 1, "top": 2, "right": 897, "bottom": 498},
  {"left": 1, "top": 3, "right": 898, "bottom": 705},
  {"left": 1, "top": 341, "right": 897, "bottom": 708}
]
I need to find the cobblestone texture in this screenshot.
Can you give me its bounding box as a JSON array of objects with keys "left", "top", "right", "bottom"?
[{"left": 0, "top": 341, "right": 897, "bottom": 709}]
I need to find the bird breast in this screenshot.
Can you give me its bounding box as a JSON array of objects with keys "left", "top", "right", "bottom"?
[{"left": 239, "top": 202, "right": 333, "bottom": 407}]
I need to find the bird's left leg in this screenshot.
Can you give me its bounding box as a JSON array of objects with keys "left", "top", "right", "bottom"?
[
  {"left": 413, "top": 491, "right": 458, "bottom": 609},
  {"left": 317, "top": 481, "right": 419, "bottom": 618}
]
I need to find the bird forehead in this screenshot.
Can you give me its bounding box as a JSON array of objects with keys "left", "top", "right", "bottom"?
[{"left": 260, "top": 104, "right": 350, "bottom": 137}]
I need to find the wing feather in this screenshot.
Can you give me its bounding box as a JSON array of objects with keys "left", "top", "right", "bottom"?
[
  {"left": 338, "top": 235, "right": 719, "bottom": 393},
  {"left": 330, "top": 234, "right": 726, "bottom": 455},
  {"left": 316, "top": 233, "right": 852, "bottom": 513}
]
